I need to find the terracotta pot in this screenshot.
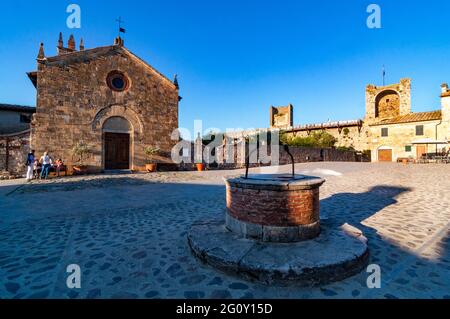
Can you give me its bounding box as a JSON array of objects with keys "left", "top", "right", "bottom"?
[
  {"left": 196, "top": 163, "right": 205, "bottom": 172},
  {"left": 73, "top": 165, "right": 88, "bottom": 175},
  {"left": 402, "top": 159, "right": 408, "bottom": 165},
  {"left": 146, "top": 163, "right": 157, "bottom": 173}
]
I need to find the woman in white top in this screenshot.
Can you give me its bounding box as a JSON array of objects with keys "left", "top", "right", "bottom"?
[{"left": 40, "top": 152, "right": 53, "bottom": 180}]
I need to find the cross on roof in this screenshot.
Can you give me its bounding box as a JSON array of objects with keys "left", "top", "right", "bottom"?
[{"left": 115, "top": 17, "right": 126, "bottom": 37}]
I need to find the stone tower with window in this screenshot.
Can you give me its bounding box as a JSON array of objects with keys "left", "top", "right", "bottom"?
[{"left": 365, "top": 78, "right": 411, "bottom": 124}]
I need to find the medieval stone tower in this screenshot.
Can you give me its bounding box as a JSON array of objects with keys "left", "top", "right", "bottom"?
[{"left": 365, "top": 78, "right": 411, "bottom": 123}]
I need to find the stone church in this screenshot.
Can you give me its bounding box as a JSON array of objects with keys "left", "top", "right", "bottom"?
[
  {"left": 276, "top": 78, "right": 450, "bottom": 162},
  {"left": 27, "top": 33, "right": 179, "bottom": 172}
]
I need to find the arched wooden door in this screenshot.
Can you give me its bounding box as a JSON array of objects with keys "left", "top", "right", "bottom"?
[{"left": 103, "top": 117, "right": 132, "bottom": 170}]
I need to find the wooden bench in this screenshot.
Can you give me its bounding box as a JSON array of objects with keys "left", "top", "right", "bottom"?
[{"left": 36, "top": 164, "right": 68, "bottom": 177}]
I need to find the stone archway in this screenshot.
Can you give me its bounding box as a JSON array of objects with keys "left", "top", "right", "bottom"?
[
  {"left": 92, "top": 105, "right": 144, "bottom": 139},
  {"left": 375, "top": 90, "right": 400, "bottom": 119},
  {"left": 92, "top": 105, "right": 144, "bottom": 170}
]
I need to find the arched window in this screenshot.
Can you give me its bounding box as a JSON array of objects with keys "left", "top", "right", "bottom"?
[
  {"left": 375, "top": 90, "right": 400, "bottom": 118},
  {"left": 102, "top": 116, "right": 131, "bottom": 133}
]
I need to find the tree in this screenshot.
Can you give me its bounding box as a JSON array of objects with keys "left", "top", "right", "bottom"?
[{"left": 71, "top": 141, "right": 91, "bottom": 166}]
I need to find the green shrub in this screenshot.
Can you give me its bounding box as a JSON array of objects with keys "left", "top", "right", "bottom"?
[{"left": 281, "top": 131, "right": 337, "bottom": 148}]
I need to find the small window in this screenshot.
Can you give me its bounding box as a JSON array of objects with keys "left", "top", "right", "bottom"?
[
  {"left": 416, "top": 125, "right": 424, "bottom": 136},
  {"left": 107, "top": 71, "right": 129, "bottom": 92},
  {"left": 405, "top": 145, "right": 412, "bottom": 152},
  {"left": 20, "top": 114, "right": 32, "bottom": 123},
  {"left": 381, "top": 128, "right": 389, "bottom": 137}
]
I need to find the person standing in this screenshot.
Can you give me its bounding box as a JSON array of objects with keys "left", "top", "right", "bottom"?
[
  {"left": 40, "top": 151, "right": 52, "bottom": 180},
  {"left": 55, "top": 158, "right": 64, "bottom": 177},
  {"left": 25, "top": 150, "right": 35, "bottom": 182}
]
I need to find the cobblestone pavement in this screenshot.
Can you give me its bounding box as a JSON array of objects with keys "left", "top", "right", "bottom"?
[{"left": 0, "top": 162, "right": 449, "bottom": 299}]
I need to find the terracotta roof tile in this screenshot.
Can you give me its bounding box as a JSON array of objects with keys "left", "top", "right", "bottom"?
[{"left": 373, "top": 110, "right": 442, "bottom": 125}]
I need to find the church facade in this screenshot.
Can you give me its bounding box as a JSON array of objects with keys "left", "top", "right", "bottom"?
[
  {"left": 277, "top": 78, "right": 450, "bottom": 162},
  {"left": 27, "top": 34, "right": 179, "bottom": 172}
]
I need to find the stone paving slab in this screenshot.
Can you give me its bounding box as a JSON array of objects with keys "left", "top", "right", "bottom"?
[{"left": 0, "top": 162, "right": 449, "bottom": 299}]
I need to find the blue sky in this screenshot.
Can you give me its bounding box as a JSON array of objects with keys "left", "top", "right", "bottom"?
[{"left": 1, "top": 0, "right": 450, "bottom": 133}]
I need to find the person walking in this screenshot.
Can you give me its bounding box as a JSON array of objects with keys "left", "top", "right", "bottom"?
[
  {"left": 25, "top": 150, "right": 35, "bottom": 182},
  {"left": 40, "top": 151, "right": 52, "bottom": 180}
]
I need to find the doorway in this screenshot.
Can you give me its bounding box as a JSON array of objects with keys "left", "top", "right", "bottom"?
[
  {"left": 378, "top": 149, "right": 393, "bottom": 162},
  {"left": 104, "top": 133, "right": 130, "bottom": 170},
  {"left": 416, "top": 145, "right": 427, "bottom": 159}
]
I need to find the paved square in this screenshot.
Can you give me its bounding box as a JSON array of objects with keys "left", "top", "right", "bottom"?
[{"left": 0, "top": 162, "right": 449, "bottom": 299}]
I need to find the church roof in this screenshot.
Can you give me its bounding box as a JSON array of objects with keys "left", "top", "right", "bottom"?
[
  {"left": 38, "top": 44, "right": 177, "bottom": 89},
  {"left": 0, "top": 104, "right": 36, "bottom": 113},
  {"left": 372, "top": 110, "right": 442, "bottom": 125}
]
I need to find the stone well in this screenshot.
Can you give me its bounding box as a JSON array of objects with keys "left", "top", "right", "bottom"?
[
  {"left": 225, "top": 174, "right": 325, "bottom": 243},
  {"left": 188, "top": 173, "right": 370, "bottom": 286}
]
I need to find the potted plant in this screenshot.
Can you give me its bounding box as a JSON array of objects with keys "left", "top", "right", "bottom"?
[
  {"left": 144, "top": 146, "right": 161, "bottom": 173},
  {"left": 195, "top": 162, "right": 205, "bottom": 172},
  {"left": 71, "top": 141, "right": 91, "bottom": 175}
]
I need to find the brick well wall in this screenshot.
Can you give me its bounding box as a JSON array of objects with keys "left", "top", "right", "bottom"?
[{"left": 226, "top": 184, "right": 320, "bottom": 227}]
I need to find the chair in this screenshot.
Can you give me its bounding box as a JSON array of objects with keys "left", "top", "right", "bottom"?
[{"left": 444, "top": 151, "right": 450, "bottom": 164}]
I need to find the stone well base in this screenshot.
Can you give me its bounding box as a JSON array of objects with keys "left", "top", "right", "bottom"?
[
  {"left": 188, "top": 220, "right": 369, "bottom": 286},
  {"left": 226, "top": 212, "right": 320, "bottom": 243}
]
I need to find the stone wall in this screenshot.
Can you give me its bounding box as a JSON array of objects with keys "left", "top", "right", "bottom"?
[
  {"left": 31, "top": 45, "right": 179, "bottom": 172},
  {"left": 279, "top": 147, "right": 359, "bottom": 164},
  {"left": 0, "top": 130, "right": 30, "bottom": 178}
]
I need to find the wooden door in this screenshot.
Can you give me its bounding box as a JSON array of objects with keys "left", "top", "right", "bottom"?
[
  {"left": 416, "top": 145, "right": 427, "bottom": 159},
  {"left": 104, "top": 133, "right": 130, "bottom": 170},
  {"left": 378, "top": 149, "right": 392, "bottom": 162}
]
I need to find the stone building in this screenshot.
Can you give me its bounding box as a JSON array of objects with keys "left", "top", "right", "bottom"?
[
  {"left": 27, "top": 33, "right": 179, "bottom": 171},
  {"left": 0, "top": 104, "right": 35, "bottom": 135},
  {"left": 0, "top": 105, "right": 35, "bottom": 178},
  {"left": 283, "top": 78, "right": 450, "bottom": 162}
]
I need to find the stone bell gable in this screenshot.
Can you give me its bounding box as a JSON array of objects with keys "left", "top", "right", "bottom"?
[
  {"left": 29, "top": 34, "right": 179, "bottom": 172},
  {"left": 365, "top": 78, "right": 411, "bottom": 124}
]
